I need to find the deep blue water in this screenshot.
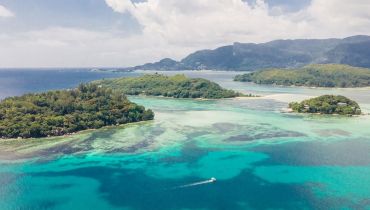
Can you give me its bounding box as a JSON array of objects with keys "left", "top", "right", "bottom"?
[{"left": 0, "top": 69, "right": 139, "bottom": 99}]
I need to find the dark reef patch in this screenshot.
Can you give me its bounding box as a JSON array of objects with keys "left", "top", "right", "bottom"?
[
  {"left": 227, "top": 131, "right": 305, "bottom": 142},
  {"left": 231, "top": 99, "right": 286, "bottom": 111},
  {"left": 114, "top": 140, "right": 152, "bottom": 153},
  {"left": 226, "top": 128, "right": 306, "bottom": 142},
  {"left": 313, "top": 129, "right": 351, "bottom": 137},
  {"left": 34, "top": 129, "right": 117, "bottom": 162},
  {"left": 252, "top": 138, "right": 370, "bottom": 166},
  {"left": 159, "top": 141, "right": 213, "bottom": 164},
  {"left": 212, "top": 123, "right": 244, "bottom": 133},
  {"left": 110, "top": 126, "right": 166, "bottom": 153}
]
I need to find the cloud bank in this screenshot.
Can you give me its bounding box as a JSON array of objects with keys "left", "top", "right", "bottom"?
[
  {"left": 105, "top": 0, "right": 370, "bottom": 44},
  {"left": 0, "top": 5, "right": 14, "bottom": 17},
  {"left": 1, "top": 0, "right": 370, "bottom": 67}
]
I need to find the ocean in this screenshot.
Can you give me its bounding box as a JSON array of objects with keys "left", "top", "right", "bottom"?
[{"left": 0, "top": 69, "right": 369, "bottom": 210}]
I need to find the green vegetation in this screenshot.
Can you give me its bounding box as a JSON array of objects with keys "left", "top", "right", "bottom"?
[
  {"left": 289, "top": 95, "right": 361, "bottom": 115},
  {"left": 94, "top": 74, "right": 241, "bottom": 99},
  {"left": 234, "top": 64, "right": 370, "bottom": 87},
  {"left": 0, "top": 84, "right": 154, "bottom": 139}
]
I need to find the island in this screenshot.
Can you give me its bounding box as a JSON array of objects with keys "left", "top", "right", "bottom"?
[
  {"left": 289, "top": 95, "right": 361, "bottom": 115},
  {"left": 234, "top": 64, "right": 370, "bottom": 88},
  {"left": 94, "top": 74, "right": 242, "bottom": 99},
  {"left": 0, "top": 84, "right": 154, "bottom": 139}
]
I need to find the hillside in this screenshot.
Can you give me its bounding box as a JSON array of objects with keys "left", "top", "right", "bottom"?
[
  {"left": 94, "top": 74, "right": 241, "bottom": 99},
  {"left": 125, "top": 35, "right": 370, "bottom": 71},
  {"left": 0, "top": 84, "right": 154, "bottom": 139},
  {"left": 325, "top": 41, "right": 370, "bottom": 67},
  {"left": 234, "top": 64, "right": 370, "bottom": 88},
  {"left": 130, "top": 58, "right": 186, "bottom": 71}
]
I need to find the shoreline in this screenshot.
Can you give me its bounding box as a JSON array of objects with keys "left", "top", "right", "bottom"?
[
  {"left": 234, "top": 81, "right": 370, "bottom": 91},
  {"left": 0, "top": 120, "right": 154, "bottom": 143},
  {"left": 234, "top": 93, "right": 313, "bottom": 103}
]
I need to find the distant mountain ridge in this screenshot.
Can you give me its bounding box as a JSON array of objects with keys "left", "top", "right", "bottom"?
[{"left": 126, "top": 35, "right": 370, "bottom": 71}]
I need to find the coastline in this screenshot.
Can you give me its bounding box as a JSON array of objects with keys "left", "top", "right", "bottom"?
[
  {"left": 234, "top": 81, "right": 370, "bottom": 91},
  {"left": 0, "top": 120, "right": 155, "bottom": 161},
  {"left": 0, "top": 120, "right": 154, "bottom": 143},
  {"left": 234, "top": 93, "right": 313, "bottom": 103}
]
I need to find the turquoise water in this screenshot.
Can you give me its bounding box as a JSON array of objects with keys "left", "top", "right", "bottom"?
[{"left": 0, "top": 70, "right": 370, "bottom": 210}]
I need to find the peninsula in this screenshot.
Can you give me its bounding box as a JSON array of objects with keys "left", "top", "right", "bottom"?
[{"left": 94, "top": 74, "right": 242, "bottom": 99}]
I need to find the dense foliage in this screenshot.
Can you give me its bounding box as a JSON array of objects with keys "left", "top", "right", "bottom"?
[
  {"left": 94, "top": 74, "right": 241, "bottom": 99},
  {"left": 234, "top": 64, "right": 370, "bottom": 87},
  {"left": 289, "top": 95, "right": 361, "bottom": 115},
  {"left": 0, "top": 84, "right": 154, "bottom": 139}
]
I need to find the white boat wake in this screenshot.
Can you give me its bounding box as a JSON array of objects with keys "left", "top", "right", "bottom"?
[{"left": 173, "top": 177, "right": 217, "bottom": 189}]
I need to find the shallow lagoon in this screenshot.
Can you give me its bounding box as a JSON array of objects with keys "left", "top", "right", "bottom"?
[{"left": 0, "top": 70, "right": 370, "bottom": 210}]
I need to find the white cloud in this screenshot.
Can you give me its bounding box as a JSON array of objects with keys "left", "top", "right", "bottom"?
[
  {"left": 1, "top": 0, "right": 370, "bottom": 67},
  {"left": 301, "top": 0, "right": 370, "bottom": 35},
  {"left": 103, "top": 0, "right": 370, "bottom": 49},
  {"left": 0, "top": 27, "right": 184, "bottom": 67},
  {"left": 105, "top": 0, "right": 135, "bottom": 13},
  {"left": 0, "top": 5, "right": 14, "bottom": 17}
]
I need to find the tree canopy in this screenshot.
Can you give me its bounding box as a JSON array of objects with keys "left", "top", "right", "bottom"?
[
  {"left": 289, "top": 95, "right": 361, "bottom": 115},
  {"left": 0, "top": 84, "right": 154, "bottom": 139},
  {"left": 94, "top": 74, "right": 241, "bottom": 99},
  {"left": 234, "top": 64, "right": 370, "bottom": 88}
]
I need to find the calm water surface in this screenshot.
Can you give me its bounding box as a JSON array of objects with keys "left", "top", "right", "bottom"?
[
  {"left": 0, "top": 69, "right": 369, "bottom": 210},
  {"left": 0, "top": 69, "right": 140, "bottom": 99}
]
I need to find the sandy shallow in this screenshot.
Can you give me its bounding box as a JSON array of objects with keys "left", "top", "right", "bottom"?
[{"left": 235, "top": 94, "right": 313, "bottom": 103}]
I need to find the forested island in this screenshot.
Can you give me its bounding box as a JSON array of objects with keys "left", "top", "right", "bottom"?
[
  {"left": 94, "top": 74, "right": 242, "bottom": 99},
  {"left": 289, "top": 95, "right": 361, "bottom": 115},
  {"left": 0, "top": 84, "right": 154, "bottom": 139},
  {"left": 234, "top": 64, "right": 370, "bottom": 87}
]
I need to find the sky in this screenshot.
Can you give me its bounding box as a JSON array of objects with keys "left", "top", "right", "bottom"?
[{"left": 0, "top": 0, "right": 370, "bottom": 68}]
